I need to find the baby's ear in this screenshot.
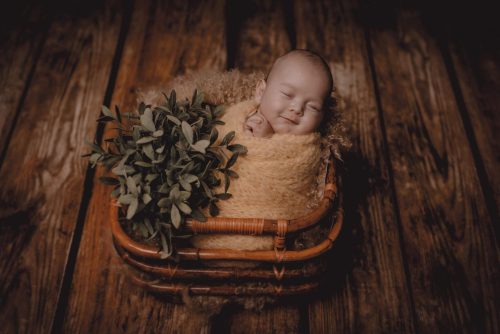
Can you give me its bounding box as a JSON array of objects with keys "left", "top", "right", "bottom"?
[{"left": 253, "top": 79, "right": 266, "bottom": 103}]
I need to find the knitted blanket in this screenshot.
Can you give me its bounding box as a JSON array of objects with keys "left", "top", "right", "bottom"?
[
  {"left": 191, "top": 100, "right": 322, "bottom": 252},
  {"left": 214, "top": 99, "right": 321, "bottom": 219}
]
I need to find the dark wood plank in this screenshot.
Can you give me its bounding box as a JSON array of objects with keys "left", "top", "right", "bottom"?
[
  {"left": 229, "top": 0, "right": 291, "bottom": 73},
  {"left": 0, "top": 1, "right": 123, "bottom": 333},
  {"left": 294, "top": 0, "right": 416, "bottom": 332},
  {"left": 448, "top": 38, "right": 500, "bottom": 229},
  {"left": 61, "top": 1, "right": 227, "bottom": 333},
  {"left": 216, "top": 305, "right": 302, "bottom": 334},
  {"left": 0, "top": 1, "right": 49, "bottom": 165},
  {"left": 211, "top": 1, "right": 306, "bottom": 333},
  {"left": 368, "top": 9, "right": 500, "bottom": 333}
]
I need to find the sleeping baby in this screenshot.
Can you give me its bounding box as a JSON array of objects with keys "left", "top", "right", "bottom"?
[
  {"left": 243, "top": 49, "right": 333, "bottom": 137},
  {"left": 150, "top": 49, "right": 338, "bottom": 255},
  {"left": 188, "top": 50, "right": 335, "bottom": 255}
]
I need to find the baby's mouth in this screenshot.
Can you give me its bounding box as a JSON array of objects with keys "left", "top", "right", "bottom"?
[{"left": 279, "top": 115, "right": 299, "bottom": 124}]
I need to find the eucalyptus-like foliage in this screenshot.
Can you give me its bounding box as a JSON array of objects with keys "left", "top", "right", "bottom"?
[{"left": 82, "top": 90, "right": 246, "bottom": 259}]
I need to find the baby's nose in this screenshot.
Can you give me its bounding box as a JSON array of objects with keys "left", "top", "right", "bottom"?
[{"left": 290, "top": 104, "right": 304, "bottom": 115}]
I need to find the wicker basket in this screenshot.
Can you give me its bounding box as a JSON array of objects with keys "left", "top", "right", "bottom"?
[{"left": 110, "top": 158, "right": 343, "bottom": 297}]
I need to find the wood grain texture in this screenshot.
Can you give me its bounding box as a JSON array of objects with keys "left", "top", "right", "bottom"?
[
  {"left": 228, "top": 0, "right": 291, "bottom": 73},
  {"left": 448, "top": 39, "right": 500, "bottom": 226},
  {"left": 215, "top": 304, "right": 302, "bottom": 334},
  {"left": 0, "top": 1, "right": 48, "bottom": 164},
  {"left": 211, "top": 1, "right": 305, "bottom": 333},
  {"left": 294, "top": 0, "right": 416, "bottom": 332},
  {"left": 61, "top": 1, "right": 227, "bottom": 333},
  {"left": 368, "top": 9, "right": 500, "bottom": 333},
  {"left": 0, "top": 1, "right": 122, "bottom": 333}
]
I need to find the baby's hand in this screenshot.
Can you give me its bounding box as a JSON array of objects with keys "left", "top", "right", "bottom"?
[{"left": 244, "top": 112, "right": 274, "bottom": 138}]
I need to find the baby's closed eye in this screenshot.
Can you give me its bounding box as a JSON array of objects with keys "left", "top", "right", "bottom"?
[{"left": 280, "top": 90, "right": 292, "bottom": 98}]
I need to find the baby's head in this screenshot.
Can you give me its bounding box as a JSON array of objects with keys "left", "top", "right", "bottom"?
[{"left": 254, "top": 49, "right": 333, "bottom": 135}]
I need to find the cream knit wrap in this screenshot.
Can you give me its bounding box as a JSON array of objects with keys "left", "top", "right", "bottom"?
[
  {"left": 191, "top": 100, "right": 322, "bottom": 252},
  {"left": 213, "top": 99, "right": 321, "bottom": 219}
]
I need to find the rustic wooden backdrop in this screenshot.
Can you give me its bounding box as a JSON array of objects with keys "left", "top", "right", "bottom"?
[{"left": 0, "top": 0, "right": 498, "bottom": 333}]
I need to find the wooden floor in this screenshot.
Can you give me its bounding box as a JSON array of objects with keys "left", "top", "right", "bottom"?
[{"left": 1, "top": 0, "right": 499, "bottom": 333}]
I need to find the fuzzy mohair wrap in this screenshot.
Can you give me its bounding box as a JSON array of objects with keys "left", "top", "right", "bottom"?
[
  {"left": 191, "top": 99, "right": 322, "bottom": 252},
  {"left": 139, "top": 70, "right": 350, "bottom": 253}
]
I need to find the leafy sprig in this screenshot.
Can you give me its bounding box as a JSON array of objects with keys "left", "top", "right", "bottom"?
[{"left": 82, "top": 90, "right": 246, "bottom": 259}]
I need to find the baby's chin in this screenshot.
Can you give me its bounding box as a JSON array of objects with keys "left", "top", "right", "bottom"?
[{"left": 272, "top": 123, "right": 309, "bottom": 135}]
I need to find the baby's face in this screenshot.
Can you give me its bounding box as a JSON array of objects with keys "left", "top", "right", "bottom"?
[{"left": 255, "top": 54, "right": 330, "bottom": 135}]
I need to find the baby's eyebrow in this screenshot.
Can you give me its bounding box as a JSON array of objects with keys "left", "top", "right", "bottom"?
[{"left": 279, "top": 83, "right": 294, "bottom": 89}]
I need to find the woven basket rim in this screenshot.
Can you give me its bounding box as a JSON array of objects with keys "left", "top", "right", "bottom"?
[{"left": 109, "top": 157, "right": 343, "bottom": 263}]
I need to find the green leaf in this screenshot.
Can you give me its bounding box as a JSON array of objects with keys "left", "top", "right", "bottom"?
[
  {"left": 142, "top": 144, "right": 155, "bottom": 161},
  {"left": 158, "top": 183, "right": 170, "bottom": 194},
  {"left": 179, "top": 178, "right": 192, "bottom": 192},
  {"left": 171, "top": 204, "right": 181, "bottom": 228},
  {"left": 225, "top": 153, "right": 239, "bottom": 169},
  {"left": 166, "top": 115, "right": 181, "bottom": 125},
  {"left": 114, "top": 105, "right": 122, "bottom": 123},
  {"left": 138, "top": 222, "right": 149, "bottom": 238},
  {"left": 190, "top": 208, "right": 207, "bottom": 222},
  {"left": 209, "top": 202, "right": 219, "bottom": 217},
  {"left": 159, "top": 232, "right": 172, "bottom": 259},
  {"left": 209, "top": 127, "right": 219, "bottom": 144},
  {"left": 84, "top": 139, "right": 104, "bottom": 154},
  {"left": 144, "top": 218, "right": 154, "bottom": 235},
  {"left": 102, "top": 105, "right": 115, "bottom": 119},
  {"left": 138, "top": 102, "right": 146, "bottom": 115},
  {"left": 181, "top": 121, "right": 193, "bottom": 144},
  {"left": 224, "top": 173, "right": 230, "bottom": 193},
  {"left": 142, "top": 193, "right": 152, "bottom": 205},
  {"left": 145, "top": 173, "right": 159, "bottom": 183},
  {"left": 140, "top": 108, "right": 156, "bottom": 132},
  {"left": 136, "top": 136, "right": 156, "bottom": 144},
  {"left": 214, "top": 105, "right": 225, "bottom": 117},
  {"left": 153, "top": 129, "right": 164, "bottom": 137},
  {"left": 157, "top": 197, "right": 172, "bottom": 208},
  {"left": 169, "top": 90, "right": 176, "bottom": 109},
  {"left": 118, "top": 194, "right": 135, "bottom": 205},
  {"left": 227, "top": 144, "right": 247, "bottom": 154},
  {"left": 134, "top": 161, "right": 153, "bottom": 168},
  {"left": 111, "top": 186, "right": 121, "bottom": 198},
  {"left": 226, "top": 169, "right": 239, "bottom": 178},
  {"left": 169, "top": 184, "right": 181, "bottom": 200},
  {"left": 126, "top": 176, "right": 138, "bottom": 195},
  {"left": 179, "top": 191, "right": 191, "bottom": 201},
  {"left": 183, "top": 174, "right": 198, "bottom": 183},
  {"left": 221, "top": 131, "right": 235, "bottom": 145},
  {"left": 126, "top": 197, "right": 139, "bottom": 219},
  {"left": 190, "top": 139, "right": 210, "bottom": 154},
  {"left": 177, "top": 202, "right": 192, "bottom": 214},
  {"left": 193, "top": 89, "right": 204, "bottom": 106},
  {"left": 201, "top": 181, "right": 213, "bottom": 199},
  {"left": 155, "top": 145, "right": 165, "bottom": 154},
  {"left": 215, "top": 193, "right": 232, "bottom": 200}
]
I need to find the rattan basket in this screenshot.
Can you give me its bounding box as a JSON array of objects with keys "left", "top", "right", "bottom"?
[{"left": 110, "top": 158, "right": 343, "bottom": 297}]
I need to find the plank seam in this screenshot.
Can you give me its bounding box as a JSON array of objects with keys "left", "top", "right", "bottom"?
[
  {"left": 364, "top": 27, "right": 420, "bottom": 334},
  {"left": 224, "top": 0, "right": 237, "bottom": 69},
  {"left": 49, "top": 1, "right": 134, "bottom": 333},
  {"left": 283, "top": 0, "right": 297, "bottom": 49},
  {"left": 437, "top": 35, "right": 500, "bottom": 241},
  {"left": 0, "top": 18, "right": 51, "bottom": 172}
]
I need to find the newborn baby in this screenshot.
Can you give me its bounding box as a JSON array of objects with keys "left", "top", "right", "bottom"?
[{"left": 244, "top": 49, "right": 333, "bottom": 137}]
